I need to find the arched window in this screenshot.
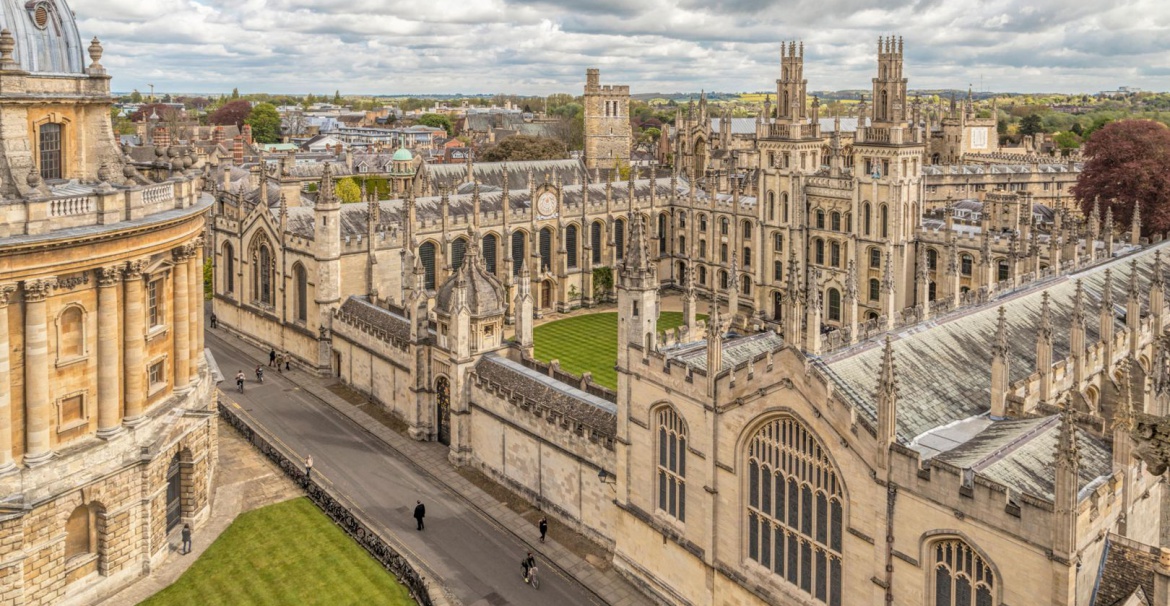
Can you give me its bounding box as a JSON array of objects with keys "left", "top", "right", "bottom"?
[
  {"left": 720, "top": 270, "right": 729, "bottom": 290},
  {"left": 222, "top": 242, "right": 235, "bottom": 293},
  {"left": 539, "top": 227, "right": 552, "bottom": 272},
  {"left": 293, "top": 263, "right": 307, "bottom": 322},
  {"left": 419, "top": 242, "right": 437, "bottom": 289},
  {"left": 746, "top": 417, "right": 844, "bottom": 605},
  {"left": 482, "top": 233, "right": 498, "bottom": 274},
  {"left": 699, "top": 239, "right": 708, "bottom": 259},
  {"left": 614, "top": 220, "right": 626, "bottom": 261},
  {"left": 880, "top": 204, "right": 889, "bottom": 239},
  {"left": 65, "top": 505, "right": 92, "bottom": 563},
  {"left": 815, "top": 239, "right": 825, "bottom": 265},
  {"left": 656, "top": 407, "right": 687, "bottom": 522},
  {"left": 743, "top": 220, "right": 753, "bottom": 239},
  {"left": 961, "top": 254, "right": 973, "bottom": 277},
  {"left": 658, "top": 213, "right": 668, "bottom": 254},
  {"left": 870, "top": 248, "right": 882, "bottom": 269},
  {"left": 743, "top": 247, "right": 752, "bottom": 266},
  {"left": 816, "top": 210, "right": 825, "bottom": 229},
  {"left": 827, "top": 289, "right": 841, "bottom": 321},
  {"left": 926, "top": 248, "right": 938, "bottom": 271},
  {"left": 699, "top": 266, "right": 707, "bottom": 285},
  {"left": 830, "top": 242, "right": 841, "bottom": 268},
  {"left": 931, "top": 539, "right": 995, "bottom": 606},
  {"left": 721, "top": 243, "right": 729, "bottom": 263},
  {"left": 721, "top": 217, "right": 729, "bottom": 236},
  {"left": 699, "top": 214, "right": 708, "bottom": 232},
  {"left": 928, "top": 281, "right": 937, "bottom": 301},
  {"left": 511, "top": 231, "right": 525, "bottom": 275},
  {"left": 678, "top": 211, "right": 686, "bottom": 229},
  {"left": 782, "top": 193, "right": 789, "bottom": 222},
  {"left": 830, "top": 212, "right": 841, "bottom": 232},
  {"left": 997, "top": 259, "right": 1010, "bottom": 282},
  {"left": 451, "top": 238, "right": 468, "bottom": 271},
  {"left": 39, "top": 123, "right": 63, "bottom": 180},
  {"left": 768, "top": 192, "right": 776, "bottom": 221},
  {"left": 742, "top": 274, "right": 752, "bottom": 295},
  {"left": 57, "top": 305, "right": 85, "bottom": 361},
  {"left": 774, "top": 232, "right": 784, "bottom": 252},
  {"left": 863, "top": 203, "right": 872, "bottom": 236},
  {"left": 869, "top": 278, "right": 880, "bottom": 302},
  {"left": 256, "top": 244, "right": 273, "bottom": 305},
  {"left": 566, "top": 224, "right": 578, "bottom": 269},
  {"left": 591, "top": 221, "right": 603, "bottom": 265}
]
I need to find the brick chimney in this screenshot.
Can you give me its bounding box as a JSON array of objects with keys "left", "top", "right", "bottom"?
[
  {"left": 153, "top": 126, "right": 171, "bottom": 149},
  {"left": 242, "top": 124, "right": 253, "bottom": 144},
  {"left": 213, "top": 125, "right": 224, "bottom": 145},
  {"left": 232, "top": 135, "right": 244, "bottom": 165}
]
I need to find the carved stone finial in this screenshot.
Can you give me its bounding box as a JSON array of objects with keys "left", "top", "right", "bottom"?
[
  {"left": 0, "top": 29, "right": 16, "bottom": 70},
  {"left": 26, "top": 165, "right": 42, "bottom": 189},
  {"left": 88, "top": 37, "right": 103, "bottom": 69}
]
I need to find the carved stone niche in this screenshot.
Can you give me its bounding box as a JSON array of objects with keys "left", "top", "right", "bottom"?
[{"left": 1132, "top": 413, "right": 1170, "bottom": 475}]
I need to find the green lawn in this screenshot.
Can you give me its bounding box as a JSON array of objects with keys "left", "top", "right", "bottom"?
[
  {"left": 142, "top": 498, "right": 415, "bottom": 606},
  {"left": 532, "top": 311, "right": 703, "bottom": 390}
]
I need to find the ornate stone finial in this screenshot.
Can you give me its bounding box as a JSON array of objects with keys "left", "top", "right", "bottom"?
[
  {"left": 88, "top": 37, "right": 104, "bottom": 70},
  {"left": 1039, "top": 291, "right": 1053, "bottom": 343},
  {"left": 1128, "top": 259, "right": 1141, "bottom": 299},
  {"left": 844, "top": 260, "right": 858, "bottom": 302},
  {"left": 0, "top": 29, "right": 16, "bottom": 70},
  {"left": 992, "top": 306, "right": 1009, "bottom": 359},
  {"left": 1056, "top": 405, "right": 1080, "bottom": 465},
  {"left": 1072, "top": 279, "right": 1086, "bottom": 324},
  {"left": 26, "top": 165, "right": 42, "bottom": 189},
  {"left": 97, "top": 161, "right": 112, "bottom": 183},
  {"left": 1116, "top": 359, "right": 1136, "bottom": 432},
  {"left": 1102, "top": 268, "right": 1114, "bottom": 309},
  {"left": 878, "top": 335, "right": 898, "bottom": 401},
  {"left": 1153, "top": 250, "right": 1165, "bottom": 290}
]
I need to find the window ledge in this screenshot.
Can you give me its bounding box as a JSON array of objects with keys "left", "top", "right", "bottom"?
[
  {"left": 146, "top": 325, "right": 168, "bottom": 342},
  {"left": 55, "top": 354, "right": 89, "bottom": 369},
  {"left": 63, "top": 552, "right": 98, "bottom": 573},
  {"left": 56, "top": 417, "right": 90, "bottom": 434},
  {"left": 148, "top": 381, "right": 167, "bottom": 398}
]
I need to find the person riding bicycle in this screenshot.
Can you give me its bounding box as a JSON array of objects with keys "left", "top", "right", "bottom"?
[
  {"left": 521, "top": 552, "right": 536, "bottom": 583},
  {"left": 235, "top": 370, "right": 245, "bottom": 392},
  {"left": 255, "top": 365, "right": 264, "bottom": 383}
]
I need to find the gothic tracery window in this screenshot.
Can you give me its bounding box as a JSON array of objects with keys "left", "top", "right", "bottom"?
[
  {"left": 656, "top": 407, "right": 686, "bottom": 522},
  {"left": 932, "top": 539, "right": 995, "bottom": 606},
  {"left": 747, "top": 417, "right": 844, "bottom": 606},
  {"left": 419, "top": 241, "right": 437, "bottom": 289}
]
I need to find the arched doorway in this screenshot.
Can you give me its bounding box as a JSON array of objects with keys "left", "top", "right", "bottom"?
[
  {"left": 166, "top": 454, "right": 182, "bottom": 531},
  {"left": 541, "top": 280, "right": 553, "bottom": 310},
  {"left": 435, "top": 377, "right": 451, "bottom": 446}
]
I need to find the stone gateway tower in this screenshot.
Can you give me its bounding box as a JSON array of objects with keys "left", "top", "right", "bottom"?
[{"left": 583, "top": 68, "right": 631, "bottom": 171}]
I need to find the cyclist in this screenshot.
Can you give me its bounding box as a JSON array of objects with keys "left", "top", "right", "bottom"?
[
  {"left": 255, "top": 365, "right": 264, "bottom": 384},
  {"left": 521, "top": 552, "right": 536, "bottom": 584},
  {"left": 235, "top": 370, "right": 245, "bottom": 392}
]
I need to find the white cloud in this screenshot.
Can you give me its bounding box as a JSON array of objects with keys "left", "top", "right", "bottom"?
[{"left": 67, "top": 0, "right": 1170, "bottom": 95}]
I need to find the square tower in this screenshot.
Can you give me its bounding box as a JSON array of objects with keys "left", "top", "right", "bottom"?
[{"left": 583, "top": 68, "right": 631, "bottom": 171}]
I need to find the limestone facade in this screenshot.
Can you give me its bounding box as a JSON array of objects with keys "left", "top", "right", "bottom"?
[{"left": 0, "top": 3, "right": 215, "bottom": 603}]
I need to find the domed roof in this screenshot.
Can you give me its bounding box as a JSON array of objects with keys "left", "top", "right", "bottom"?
[
  {"left": 392, "top": 147, "right": 414, "bottom": 162},
  {"left": 434, "top": 234, "right": 506, "bottom": 318},
  {"left": 1, "top": 0, "right": 86, "bottom": 74}
]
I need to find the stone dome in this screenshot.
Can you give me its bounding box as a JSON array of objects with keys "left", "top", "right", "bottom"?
[
  {"left": 1, "top": 0, "right": 86, "bottom": 74},
  {"left": 392, "top": 147, "right": 414, "bottom": 162},
  {"left": 434, "top": 235, "right": 506, "bottom": 318}
]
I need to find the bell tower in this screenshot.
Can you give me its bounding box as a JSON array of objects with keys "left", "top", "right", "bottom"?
[
  {"left": 776, "top": 41, "right": 807, "bottom": 124},
  {"left": 871, "top": 36, "right": 907, "bottom": 127}
]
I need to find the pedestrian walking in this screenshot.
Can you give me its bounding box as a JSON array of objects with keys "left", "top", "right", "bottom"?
[
  {"left": 276, "top": 353, "right": 284, "bottom": 374},
  {"left": 269, "top": 348, "right": 277, "bottom": 367},
  {"left": 181, "top": 524, "right": 192, "bottom": 555},
  {"left": 284, "top": 354, "right": 291, "bottom": 372},
  {"left": 539, "top": 516, "right": 548, "bottom": 543},
  {"left": 414, "top": 500, "right": 426, "bottom": 531},
  {"left": 305, "top": 455, "right": 313, "bottom": 480},
  {"left": 210, "top": 312, "right": 217, "bottom": 329}
]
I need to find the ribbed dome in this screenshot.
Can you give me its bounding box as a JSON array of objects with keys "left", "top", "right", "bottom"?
[
  {"left": 1, "top": 0, "right": 86, "bottom": 74},
  {"left": 434, "top": 235, "right": 505, "bottom": 318},
  {"left": 392, "top": 147, "right": 414, "bottom": 162}
]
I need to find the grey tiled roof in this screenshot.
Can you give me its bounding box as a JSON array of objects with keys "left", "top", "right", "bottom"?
[
  {"left": 669, "top": 332, "right": 785, "bottom": 372},
  {"left": 474, "top": 353, "right": 616, "bottom": 440},
  {"left": 423, "top": 159, "right": 587, "bottom": 192},
  {"left": 822, "top": 240, "right": 1170, "bottom": 445},
  {"left": 336, "top": 296, "right": 411, "bottom": 344}
]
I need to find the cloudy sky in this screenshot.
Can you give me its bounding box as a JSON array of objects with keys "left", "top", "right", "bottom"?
[{"left": 71, "top": 0, "right": 1169, "bottom": 96}]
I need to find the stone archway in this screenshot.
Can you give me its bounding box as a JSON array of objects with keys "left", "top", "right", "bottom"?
[
  {"left": 541, "top": 280, "right": 553, "bottom": 310},
  {"left": 165, "top": 454, "right": 182, "bottom": 531}
]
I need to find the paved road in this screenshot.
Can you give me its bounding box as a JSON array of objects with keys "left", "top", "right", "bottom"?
[{"left": 208, "top": 332, "right": 604, "bottom": 606}]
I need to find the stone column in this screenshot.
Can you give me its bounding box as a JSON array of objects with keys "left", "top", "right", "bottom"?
[
  {"left": 0, "top": 285, "right": 16, "bottom": 473},
  {"left": 96, "top": 266, "right": 122, "bottom": 438},
  {"left": 188, "top": 242, "right": 202, "bottom": 379},
  {"left": 23, "top": 278, "right": 55, "bottom": 466},
  {"left": 173, "top": 247, "right": 191, "bottom": 389},
  {"left": 123, "top": 261, "right": 146, "bottom": 425}
]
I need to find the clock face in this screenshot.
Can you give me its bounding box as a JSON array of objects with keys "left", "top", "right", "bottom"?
[{"left": 537, "top": 192, "right": 557, "bottom": 216}]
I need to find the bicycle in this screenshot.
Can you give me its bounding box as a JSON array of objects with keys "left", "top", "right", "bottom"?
[{"left": 524, "top": 566, "right": 539, "bottom": 590}]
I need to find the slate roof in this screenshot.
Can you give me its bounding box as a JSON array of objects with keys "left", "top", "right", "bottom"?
[
  {"left": 1095, "top": 536, "right": 1160, "bottom": 606},
  {"left": 336, "top": 297, "right": 411, "bottom": 343},
  {"left": 821, "top": 239, "right": 1170, "bottom": 447},
  {"left": 474, "top": 353, "right": 617, "bottom": 439},
  {"left": 709, "top": 117, "right": 862, "bottom": 135},
  {"left": 423, "top": 159, "right": 587, "bottom": 192},
  {"left": 934, "top": 416, "right": 1112, "bottom": 500},
  {"left": 668, "top": 332, "right": 785, "bottom": 372},
  {"left": 922, "top": 163, "right": 1081, "bottom": 176}
]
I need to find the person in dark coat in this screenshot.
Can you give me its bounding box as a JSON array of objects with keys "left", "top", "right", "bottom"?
[
  {"left": 539, "top": 517, "right": 548, "bottom": 543},
  {"left": 269, "top": 348, "right": 277, "bottom": 367},
  {"left": 210, "top": 313, "right": 217, "bottom": 329},
  {"left": 414, "top": 500, "right": 426, "bottom": 530},
  {"left": 181, "top": 524, "right": 192, "bottom": 555}
]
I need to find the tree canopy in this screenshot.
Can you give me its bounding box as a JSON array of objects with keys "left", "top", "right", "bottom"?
[
  {"left": 479, "top": 135, "right": 568, "bottom": 162},
  {"left": 209, "top": 100, "right": 252, "bottom": 128},
  {"left": 1072, "top": 120, "right": 1170, "bottom": 237},
  {"left": 245, "top": 102, "right": 282, "bottom": 144},
  {"left": 1019, "top": 114, "right": 1044, "bottom": 138},
  {"left": 416, "top": 113, "right": 454, "bottom": 136},
  {"left": 335, "top": 178, "right": 362, "bottom": 203}
]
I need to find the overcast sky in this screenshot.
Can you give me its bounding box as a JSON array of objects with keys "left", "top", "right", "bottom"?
[{"left": 72, "top": 0, "right": 1169, "bottom": 96}]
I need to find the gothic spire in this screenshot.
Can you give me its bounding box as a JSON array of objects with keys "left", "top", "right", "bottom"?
[
  {"left": 1154, "top": 249, "right": 1166, "bottom": 291},
  {"left": 1056, "top": 405, "right": 1080, "bottom": 466},
  {"left": 1130, "top": 201, "right": 1142, "bottom": 243},
  {"left": 844, "top": 260, "right": 858, "bottom": 302},
  {"left": 319, "top": 161, "right": 335, "bottom": 202},
  {"left": 1072, "top": 279, "right": 1086, "bottom": 327},
  {"left": 1039, "top": 291, "right": 1053, "bottom": 344},
  {"left": 992, "top": 306, "right": 1009, "bottom": 359},
  {"left": 623, "top": 211, "right": 651, "bottom": 273},
  {"left": 1102, "top": 268, "right": 1114, "bottom": 310},
  {"left": 876, "top": 335, "right": 899, "bottom": 459}
]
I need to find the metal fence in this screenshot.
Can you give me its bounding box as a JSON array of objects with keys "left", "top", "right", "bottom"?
[{"left": 218, "top": 400, "right": 437, "bottom": 606}]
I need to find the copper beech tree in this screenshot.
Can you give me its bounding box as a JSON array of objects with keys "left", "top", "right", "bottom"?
[{"left": 1072, "top": 119, "right": 1170, "bottom": 238}]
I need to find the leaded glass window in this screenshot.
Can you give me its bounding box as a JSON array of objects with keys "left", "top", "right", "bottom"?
[
  {"left": 419, "top": 242, "right": 436, "bottom": 290},
  {"left": 511, "top": 232, "right": 525, "bottom": 276},
  {"left": 591, "top": 221, "right": 603, "bottom": 264},
  {"left": 932, "top": 539, "right": 994, "bottom": 606},
  {"left": 482, "top": 234, "right": 498, "bottom": 274},
  {"left": 39, "top": 123, "right": 62, "bottom": 180},
  {"left": 451, "top": 238, "right": 467, "bottom": 271},
  {"left": 614, "top": 220, "right": 625, "bottom": 261},
  {"left": 656, "top": 407, "right": 686, "bottom": 522},
  {"left": 539, "top": 228, "right": 552, "bottom": 272},
  {"left": 566, "top": 225, "right": 578, "bottom": 269},
  {"left": 747, "top": 417, "right": 844, "bottom": 606}
]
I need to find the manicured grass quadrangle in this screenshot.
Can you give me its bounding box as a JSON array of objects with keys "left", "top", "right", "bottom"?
[
  {"left": 141, "top": 497, "right": 415, "bottom": 606},
  {"left": 532, "top": 311, "right": 702, "bottom": 390}
]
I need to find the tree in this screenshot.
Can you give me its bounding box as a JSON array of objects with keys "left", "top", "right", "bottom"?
[
  {"left": 245, "top": 102, "right": 282, "bottom": 144},
  {"left": 231, "top": 88, "right": 240, "bottom": 99},
  {"left": 416, "top": 113, "right": 454, "bottom": 136},
  {"left": 334, "top": 90, "right": 342, "bottom": 104},
  {"left": 479, "top": 135, "right": 568, "bottom": 162},
  {"left": 335, "top": 178, "right": 362, "bottom": 203},
  {"left": 130, "top": 89, "right": 143, "bottom": 103},
  {"left": 1053, "top": 131, "right": 1082, "bottom": 154},
  {"left": 209, "top": 100, "right": 252, "bottom": 128},
  {"left": 1072, "top": 120, "right": 1170, "bottom": 237},
  {"left": 1019, "top": 114, "right": 1044, "bottom": 138}
]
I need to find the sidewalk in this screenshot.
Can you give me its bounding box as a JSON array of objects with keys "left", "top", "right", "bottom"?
[
  {"left": 99, "top": 419, "right": 302, "bottom": 605},
  {"left": 209, "top": 329, "right": 654, "bottom": 606}
]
